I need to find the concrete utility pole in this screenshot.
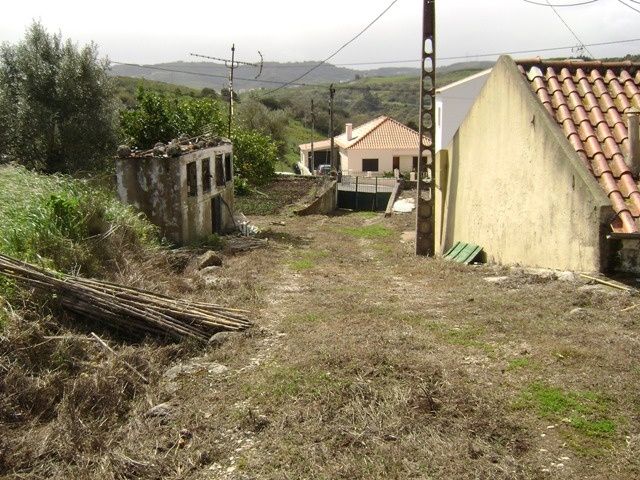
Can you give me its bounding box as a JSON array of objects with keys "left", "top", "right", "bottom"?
[
  {"left": 310, "top": 99, "right": 315, "bottom": 172},
  {"left": 415, "top": 0, "right": 436, "bottom": 256},
  {"left": 189, "top": 48, "right": 263, "bottom": 138},
  {"left": 228, "top": 44, "right": 236, "bottom": 138},
  {"left": 329, "top": 84, "right": 336, "bottom": 171}
]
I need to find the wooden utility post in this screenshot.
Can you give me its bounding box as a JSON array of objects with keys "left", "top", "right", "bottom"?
[
  {"left": 329, "top": 84, "right": 336, "bottom": 171},
  {"left": 415, "top": 0, "right": 436, "bottom": 256},
  {"left": 189, "top": 48, "right": 263, "bottom": 138},
  {"left": 310, "top": 99, "right": 315, "bottom": 172}
]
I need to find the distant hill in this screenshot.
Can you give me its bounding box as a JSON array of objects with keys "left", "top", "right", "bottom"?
[{"left": 108, "top": 60, "right": 494, "bottom": 92}]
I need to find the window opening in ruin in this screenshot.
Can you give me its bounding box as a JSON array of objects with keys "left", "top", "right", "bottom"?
[
  {"left": 225, "top": 154, "right": 232, "bottom": 182},
  {"left": 187, "top": 161, "right": 197, "bottom": 197},
  {"left": 215, "top": 154, "right": 225, "bottom": 187},
  {"left": 202, "top": 158, "right": 211, "bottom": 193}
]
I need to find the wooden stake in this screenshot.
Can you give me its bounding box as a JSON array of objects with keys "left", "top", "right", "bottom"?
[{"left": 579, "top": 274, "right": 636, "bottom": 293}]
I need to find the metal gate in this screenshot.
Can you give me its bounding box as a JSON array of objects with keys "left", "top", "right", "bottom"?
[{"left": 337, "top": 176, "right": 395, "bottom": 212}]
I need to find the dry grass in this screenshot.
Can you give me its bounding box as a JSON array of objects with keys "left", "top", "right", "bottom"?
[{"left": 2, "top": 210, "right": 640, "bottom": 478}]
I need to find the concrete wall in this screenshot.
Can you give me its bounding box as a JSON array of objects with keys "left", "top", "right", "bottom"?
[
  {"left": 116, "top": 155, "right": 183, "bottom": 241},
  {"left": 295, "top": 180, "right": 338, "bottom": 215},
  {"left": 179, "top": 146, "right": 235, "bottom": 243},
  {"left": 116, "top": 144, "right": 235, "bottom": 245},
  {"left": 441, "top": 56, "right": 614, "bottom": 272},
  {"left": 435, "top": 70, "right": 491, "bottom": 151}
]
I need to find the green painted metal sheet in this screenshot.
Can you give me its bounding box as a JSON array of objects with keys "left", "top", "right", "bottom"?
[{"left": 444, "top": 241, "right": 482, "bottom": 264}]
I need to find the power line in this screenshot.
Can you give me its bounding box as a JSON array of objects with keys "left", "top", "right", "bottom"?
[
  {"left": 109, "top": 61, "right": 311, "bottom": 87},
  {"left": 111, "top": 33, "right": 640, "bottom": 94},
  {"left": 617, "top": 0, "right": 640, "bottom": 14},
  {"left": 333, "top": 37, "right": 640, "bottom": 66},
  {"left": 543, "top": 0, "right": 594, "bottom": 57},
  {"left": 522, "top": 0, "right": 600, "bottom": 6},
  {"left": 261, "top": 0, "right": 400, "bottom": 95}
]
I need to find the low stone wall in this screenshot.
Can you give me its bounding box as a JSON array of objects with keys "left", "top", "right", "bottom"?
[{"left": 295, "top": 180, "right": 338, "bottom": 216}]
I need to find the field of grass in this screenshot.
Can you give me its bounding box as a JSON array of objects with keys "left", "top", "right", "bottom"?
[
  {"left": 3, "top": 202, "right": 640, "bottom": 478},
  {"left": 0, "top": 164, "right": 158, "bottom": 274}
]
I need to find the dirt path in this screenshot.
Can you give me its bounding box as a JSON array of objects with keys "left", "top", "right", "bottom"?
[{"left": 112, "top": 211, "right": 640, "bottom": 479}]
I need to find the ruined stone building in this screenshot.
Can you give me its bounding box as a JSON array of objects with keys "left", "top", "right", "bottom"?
[{"left": 116, "top": 139, "right": 235, "bottom": 245}]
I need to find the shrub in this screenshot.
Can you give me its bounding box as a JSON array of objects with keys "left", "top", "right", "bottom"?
[
  {"left": 120, "top": 87, "right": 225, "bottom": 149},
  {"left": 0, "top": 164, "right": 158, "bottom": 274},
  {"left": 231, "top": 128, "right": 277, "bottom": 186}
]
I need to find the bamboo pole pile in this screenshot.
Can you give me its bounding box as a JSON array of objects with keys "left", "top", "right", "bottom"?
[{"left": 0, "top": 253, "right": 251, "bottom": 342}]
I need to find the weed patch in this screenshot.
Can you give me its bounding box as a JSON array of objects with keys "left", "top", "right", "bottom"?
[
  {"left": 507, "top": 358, "right": 532, "bottom": 370},
  {"left": 340, "top": 224, "right": 393, "bottom": 239},
  {"left": 0, "top": 165, "right": 158, "bottom": 274},
  {"left": 515, "top": 383, "right": 617, "bottom": 440},
  {"left": 288, "top": 250, "right": 329, "bottom": 271}
]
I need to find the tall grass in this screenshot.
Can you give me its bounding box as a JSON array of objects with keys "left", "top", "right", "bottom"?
[{"left": 0, "top": 164, "right": 158, "bottom": 275}]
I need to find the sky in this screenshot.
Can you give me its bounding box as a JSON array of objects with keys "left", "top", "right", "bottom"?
[{"left": 0, "top": 0, "right": 639, "bottom": 68}]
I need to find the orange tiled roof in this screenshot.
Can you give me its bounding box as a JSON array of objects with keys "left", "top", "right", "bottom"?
[
  {"left": 299, "top": 116, "right": 427, "bottom": 151},
  {"left": 517, "top": 58, "right": 640, "bottom": 234}
]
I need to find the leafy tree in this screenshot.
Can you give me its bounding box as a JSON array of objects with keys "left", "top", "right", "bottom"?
[
  {"left": 221, "top": 87, "right": 239, "bottom": 104},
  {"left": 120, "top": 87, "right": 225, "bottom": 148},
  {"left": 231, "top": 128, "right": 277, "bottom": 186},
  {"left": 236, "top": 97, "right": 288, "bottom": 155},
  {"left": 0, "top": 22, "right": 117, "bottom": 173},
  {"left": 201, "top": 87, "right": 219, "bottom": 99},
  {"left": 121, "top": 88, "right": 277, "bottom": 185}
]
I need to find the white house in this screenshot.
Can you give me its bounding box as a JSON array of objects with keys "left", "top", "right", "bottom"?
[
  {"left": 435, "top": 69, "right": 491, "bottom": 151},
  {"left": 299, "top": 116, "right": 425, "bottom": 175}
]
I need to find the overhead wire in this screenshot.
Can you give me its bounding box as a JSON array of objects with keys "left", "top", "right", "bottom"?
[
  {"left": 260, "top": 0, "right": 400, "bottom": 95},
  {"left": 334, "top": 36, "right": 640, "bottom": 65},
  {"left": 617, "top": 0, "right": 640, "bottom": 14},
  {"left": 522, "top": 0, "right": 600, "bottom": 5},
  {"left": 541, "top": 0, "right": 595, "bottom": 57}
]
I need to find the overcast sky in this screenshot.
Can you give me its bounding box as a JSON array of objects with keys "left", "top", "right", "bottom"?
[{"left": 0, "top": 0, "right": 638, "bottom": 68}]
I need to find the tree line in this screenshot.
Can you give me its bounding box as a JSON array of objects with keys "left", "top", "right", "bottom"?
[{"left": 0, "top": 22, "right": 278, "bottom": 186}]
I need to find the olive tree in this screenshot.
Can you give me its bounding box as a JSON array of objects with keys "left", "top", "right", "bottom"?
[{"left": 0, "top": 22, "right": 118, "bottom": 172}]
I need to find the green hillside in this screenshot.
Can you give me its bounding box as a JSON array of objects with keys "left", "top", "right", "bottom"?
[{"left": 247, "top": 68, "right": 486, "bottom": 138}]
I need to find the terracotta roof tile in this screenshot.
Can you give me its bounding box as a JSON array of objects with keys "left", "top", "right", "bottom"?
[{"left": 518, "top": 58, "right": 640, "bottom": 234}]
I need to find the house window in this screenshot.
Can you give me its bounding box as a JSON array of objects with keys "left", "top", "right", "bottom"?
[
  {"left": 362, "top": 158, "right": 379, "bottom": 172},
  {"left": 392, "top": 156, "right": 400, "bottom": 170},
  {"left": 215, "top": 154, "right": 225, "bottom": 187},
  {"left": 412, "top": 156, "right": 419, "bottom": 171},
  {"left": 187, "top": 161, "right": 197, "bottom": 197},
  {"left": 225, "top": 153, "right": 232, "bottom": 182},
  {"left": 202, "top": 158, "right": 211, "bottom": 193}
]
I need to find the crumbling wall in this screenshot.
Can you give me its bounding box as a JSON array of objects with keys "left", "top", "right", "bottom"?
[
  {"left": 115, "top": 157, "right": 182, "bottom": 241},
  {"left": 116, "top": 143, "right": 235, "bottom": 245},
  {"left": 295, "top": 180, "right": 338, "bottom": 215}
]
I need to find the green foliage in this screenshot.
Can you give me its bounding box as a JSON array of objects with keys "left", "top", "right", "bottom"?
[
  {"left": 0, "top": 165, "right": 158, "bottom": 274},
  {"left": 247, "top": 69, "right": 486, "bottom": 133},
  {"left": 231, "top": 128, "right": 277, "bottom": 186},
  {"left": 515, "top": 383, "right": 616, "bottom": 438},
  {"left": 236, "top": 97, "right": 288, "bottom": 156},
  {"left": 0, "top": 22, "right": 117, "bottom": 173},
  {"left": 120, "top": 86, "right": 225, "bottom": 148},
  {"left": 112, "top": 76, "right": 202, "bottom": 108},
  {"left": 233, "top": 177, "right": 251, "bottom": 196},
  {"left": 340, "top": 225, "right": 393, "bottom": 239}
]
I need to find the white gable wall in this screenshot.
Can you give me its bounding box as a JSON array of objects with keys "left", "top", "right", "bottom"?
[
  {"left": 340, "top": 148, "right": 419, "bottom": 174},
  {"left": 436, "top": 70, "right": 491, "bottom": 151}
]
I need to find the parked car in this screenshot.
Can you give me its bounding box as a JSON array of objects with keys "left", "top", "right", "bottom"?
[{"left": 316, "top": 164, "right": 331, "bottom": 176}]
